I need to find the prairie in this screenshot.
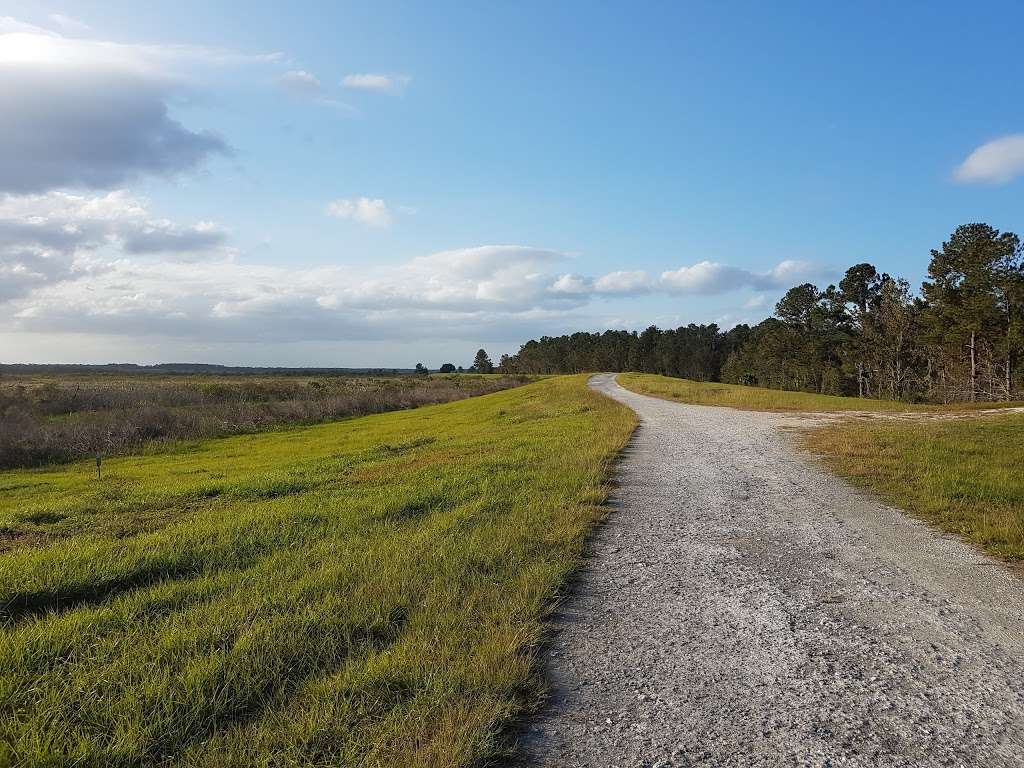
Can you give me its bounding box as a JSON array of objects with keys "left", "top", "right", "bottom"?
[
  {"left": 0, "top": 375, "right": 636, "bottom": 767},
  {"left": 0, "top": 373, "right": 528, "bottom": 470}
]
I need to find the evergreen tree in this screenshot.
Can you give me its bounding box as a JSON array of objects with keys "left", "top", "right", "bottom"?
[
  {"left": 922, "top": 224, "right": 1021, "bottom": 400},
  {"left": 839, "top": 263, "right": 881, "bottom": 397},
  {"left": 472, "top": 349, "right": 494, "bottom": 374}
]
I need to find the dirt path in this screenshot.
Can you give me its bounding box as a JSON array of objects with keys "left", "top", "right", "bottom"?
[{"left": 517, "top": 374, "right": 1024, "bottom": 767}]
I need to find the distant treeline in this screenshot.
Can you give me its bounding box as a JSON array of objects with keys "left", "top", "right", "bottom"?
[{"left": 501, "top": 223, "right": 1024, "bottom": 403}]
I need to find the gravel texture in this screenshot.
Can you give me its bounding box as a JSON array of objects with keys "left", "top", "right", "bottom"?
[{"left": 516, "top": 374, "right": 1024, "bottom": 767}]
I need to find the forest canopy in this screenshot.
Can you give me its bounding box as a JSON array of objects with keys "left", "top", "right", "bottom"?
[{"left": 500, "top": 224, "right": 1024, "bottom": 403}]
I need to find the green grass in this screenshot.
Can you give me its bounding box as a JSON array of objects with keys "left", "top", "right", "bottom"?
[
  {"left": 617, "top": 373, "right": 930, "bottom": 411},
  {"left": 0, "top": 376, "right": 636, "bottom": 767},
  {"left": 802, "top": 414, "right": 1024, "bottom": 561},
  {"left": 617, "top": 373, "right": 1024, "bottom": 412}
]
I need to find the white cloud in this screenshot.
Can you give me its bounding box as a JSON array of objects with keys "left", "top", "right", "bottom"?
[
  {"left": 6, "top": 231, "right": 579, "bottom": 342},
  {"left": 0, "top": 190, "right": 229, "bottom": 301},
  {"left": 954, "top": 134, "right": 1024, "bottom": 184},
  {"left": 550, "top": 274, "right": 592, "bottom": 294},
  {"left": 659, "top": 259, "right": 820, "bottom": 294},
  {"left": 0, "top": 22, "right": 283, "bottom": 193},
  {"left": 660, "top": 261, "right": 747, "bottom": 294},
  {"left": 594, "top": 270, "right": 654, "bottom": 294},
  {"left": 342, "top": 73, "right": 411, "bottom": 93},
  {"left": 550, "top": 266, "right": 729, "bottom": 301},
  {"left": 758, "top": 259, "right": 822, "bottom": 287},
  {"left": 326, "top": 197, "right": 394, "bottom": 228},
  {"left": 275, "top": 69, "right": 322, "bottom": 95},
  {"left": 1, "top": 194, "right": 830, "bottom": 345},
  {"left": 0, "top": 190, "right": 228, "bottom": 253}
]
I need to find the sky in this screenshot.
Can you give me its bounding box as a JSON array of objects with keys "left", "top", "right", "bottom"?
[{"left": 1, "top": 1, "right": 1022, "bottom": 368}]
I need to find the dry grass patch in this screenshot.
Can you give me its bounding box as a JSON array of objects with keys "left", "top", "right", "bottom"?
[
  {"left": 802, "top": 414, "right": 1024, "bottom": 561},
  {"left": 617, "top": 373, "right": 1024, "bottom": 413}
]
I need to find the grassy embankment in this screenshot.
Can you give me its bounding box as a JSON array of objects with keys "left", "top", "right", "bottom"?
[
  {"left": 0, "top": 375, "right": 635, "bottom": 767},
  {"left": 618, "top": 372, "right": 1024, "bottom": 562}
]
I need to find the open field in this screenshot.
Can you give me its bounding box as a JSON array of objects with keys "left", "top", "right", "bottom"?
[
  {"left": 617, "top": 372, "right": 1024, "bottom": 413},
  {"left": 0, "top": 376, "right": 636, "bottom": 767},
  {"left": 802, "top": 413, "right": 1024, "bottom": 562},
  {"left": 0, "top": 373, "right": 528, "bottom": 470}
]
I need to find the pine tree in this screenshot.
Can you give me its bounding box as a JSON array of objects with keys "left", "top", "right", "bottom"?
[
  {"left": 839, "top": 263, "right": 881, "bottom": 397},
  {"left": 922, "top": 224, "right": 1019, "bottom": 400},
  {"left": 472, "top": 349, "right": 494, "bottom": 374}
]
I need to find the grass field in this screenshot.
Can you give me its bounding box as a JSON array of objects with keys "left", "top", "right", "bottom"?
[
  {"left": 0, "top": 372, "right": 527, "bottom": 470},
  {"left": 617, "top": 373, "right": 1024, "bottom": 412},
  {"left": 0, "top": 376, "right": 636, "bottom": 767},
  {"left": 803, "top": 414, "right": 1024, "bottom": 562}
]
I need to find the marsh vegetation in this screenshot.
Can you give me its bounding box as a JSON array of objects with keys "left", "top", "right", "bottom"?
[{"left": 0, "top": 373, "right": 528, "bottom": 470}]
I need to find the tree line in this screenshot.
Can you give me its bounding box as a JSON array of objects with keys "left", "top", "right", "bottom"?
[
  {"left": 415, "top": 349, "right": 495, "bottom": 375},
  {"left": 499, "top": 223, "right": 1024, "bottom": 403}
]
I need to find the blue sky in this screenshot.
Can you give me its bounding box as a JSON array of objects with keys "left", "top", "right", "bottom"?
[{"left": 1, "top": 1, "right": 1022, "bottom": 367}]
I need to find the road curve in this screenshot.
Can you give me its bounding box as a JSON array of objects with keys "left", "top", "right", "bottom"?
[{"left": 517, "top": 373, "right": 1024, "bottom": 767}]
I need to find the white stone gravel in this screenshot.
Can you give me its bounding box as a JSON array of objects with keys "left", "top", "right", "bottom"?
[{"left": 516, "top": 374, "right": 1024, "bottom": 767}]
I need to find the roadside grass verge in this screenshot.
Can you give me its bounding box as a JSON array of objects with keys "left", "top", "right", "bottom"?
[
  {"left": 0, "top": 375, "right": 636, "bottom": 767},
  {"left": 801, "top": 414, "right": 1024, "bottom": 562},
  {"left": 617, "top": 373, "right": 1024, "bottom": 412}
]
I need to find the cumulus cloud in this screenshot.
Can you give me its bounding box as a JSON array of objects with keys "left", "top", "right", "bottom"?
[
  {"left": 594, "top": 270, "right": 655, "bottom": 294},
  {"left": 1, "top": 194, "right": 828, "bottom": 344},
  {"left": 342, "top": 73, "right": 411, "bottom": 93},
  {"left": 660, "top": 261, "right": 750, "bottom": 294},
  {"left": 326, "top": 197, "right": 395, "bottom": 227},
  {"left": 0, "top": 23, "right": 283, "bottom": 193},
  {"left": 7, "top": 236, "right": 578, "bottom": 342},
  {"left": 954, "top": 134, "right": 1024, "bottom": 184},
  {"left": 275, "top": 69, "right": 322, "bottom": 95},
  {"left": 550, "top": 274, "right": 592, "bottom": 295},
  {"left": 0, "top": 190, "right": 229, "bottom": 301},
  {"left": 659, "top": 259, "right": 819, "bottom": 295}
]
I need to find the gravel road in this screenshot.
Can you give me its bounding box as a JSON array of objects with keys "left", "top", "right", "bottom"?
[{"left": 517, "top": 373, "right": 1024, "bottom": 767}]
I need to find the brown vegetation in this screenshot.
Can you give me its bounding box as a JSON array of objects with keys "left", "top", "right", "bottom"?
[{"left": 0, "top": 373, "right": 528, "bottom": 469}]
